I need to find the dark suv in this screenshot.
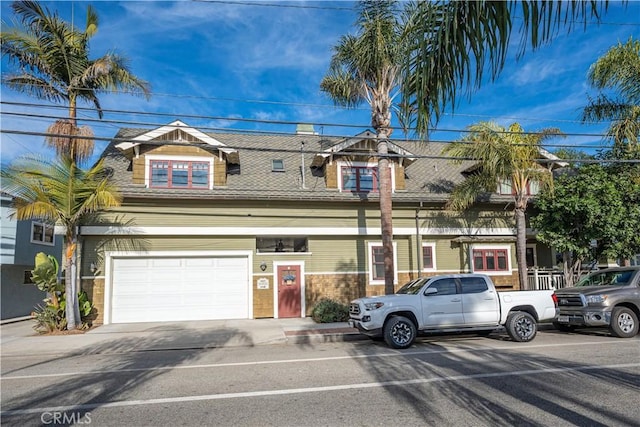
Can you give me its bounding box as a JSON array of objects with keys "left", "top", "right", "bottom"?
[{"left": 554, "top": 267, "right": 640, "bottom": 338}]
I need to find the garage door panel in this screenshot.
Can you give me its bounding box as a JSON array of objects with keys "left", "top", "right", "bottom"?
[{"left": 111, "top": 256, "right": 249, "bottom": 323}]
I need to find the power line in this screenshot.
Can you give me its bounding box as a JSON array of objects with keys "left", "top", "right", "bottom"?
[
  {"left": 193, "top": 0, "right": 640, "bottom": 28},
  {"left": 0, "top": 128, "right": 627, "bottom": 157},
  {"left": 0, "top": 101, "right": 617, "bottom": 140},
  {"left": 0, "top": 112, "right": 615, "bottom": 150},
  {"left": 0, "top": 79, "right": 611, "bottom": 126}
]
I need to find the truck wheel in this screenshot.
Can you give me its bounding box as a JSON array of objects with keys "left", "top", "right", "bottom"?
[
  {"left": 383, "top": 316, "right": 416, "bottom": 349},
  {"left": 609, "top": 307, "right": 639, "bottom": 338},
  {"left": 506, "top": 312, "right": 537, "bottom": 342},
  {"left": 552, "top": 322, "right": 575, "bottom": 333}
]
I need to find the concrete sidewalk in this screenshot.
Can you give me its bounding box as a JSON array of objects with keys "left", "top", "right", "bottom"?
[{"left": 0, "top": 318, "right": 363, "bottom": 357}]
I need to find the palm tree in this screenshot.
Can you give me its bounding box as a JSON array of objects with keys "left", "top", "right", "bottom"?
[
  {"left": 321, "top": 0, "right": 404, "bottom": 294},
  {"left": 322, "top": 1, "right": 608, "bottom": 293},
  {"left": 582, "top": 37, "right": 640, "bottom": 159},
  {"left": 1, "top": 0, "right": 151, "bottom": 163},
  {"left": 401, "top": 1, "right": 610, "bottom": 134},
  {"left": 1, "top": 155, "right": 122, "bottom": 329},
  {"left": 442, "top": 122, "right": 561, "bottom": 290}
]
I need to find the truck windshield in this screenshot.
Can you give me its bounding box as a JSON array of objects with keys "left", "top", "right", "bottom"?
[
  {"left": 576, "top": 270, "right": 634, "bottom": 287},
  {"left": 396, "top": 278, "right": 427, "bottom": 295}
]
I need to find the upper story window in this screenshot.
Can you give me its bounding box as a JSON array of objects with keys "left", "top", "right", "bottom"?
[
  {"left": 472, "top": 247, "right": 510, "bottom": 273},
  {"left": 342, "top": 166, "right": 378, "bottom": 192},
  {"left": 149, "top": 159, "right": 210, "bottom": 189},
  {"left": 31, "top": 222, "right": 54, "bottom": 246},
  {"left": 498, "top": 179, "right": 540, "bottom": 196}
]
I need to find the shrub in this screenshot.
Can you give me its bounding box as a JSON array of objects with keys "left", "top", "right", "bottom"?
[
  {"left": 311, "top": 298, "right": 349, "bottom": 323},
  {"left": 32, "top": 291, "right": 94, "bottom": 334}
]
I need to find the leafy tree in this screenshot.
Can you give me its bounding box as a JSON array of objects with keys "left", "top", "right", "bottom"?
[
  {"left": 1, "top": 0, "right": 151, "bottom": 163},
  {"left": 1, "top": 155, "right": 122, "bottom": 330},
  {"left": 582, "top": 37, "right": 640, "bottom": 159},
  {"left": 531, "top": 165, "right": 640, "bottom": 286},
  {"left": 322, "top": 0, "right": 608, "bottom": 293},
  {"left": 442, "top": 122, "right": 562, "bottom": 289}
]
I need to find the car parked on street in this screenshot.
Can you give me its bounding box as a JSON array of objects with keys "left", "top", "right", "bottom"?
[{"left": 553, "top": 266, "right": 640, "bottom": 338}]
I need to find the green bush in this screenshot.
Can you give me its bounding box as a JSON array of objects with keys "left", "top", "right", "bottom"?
[{"left": 311, "top": 298, "right": 350, "bottom": 323}]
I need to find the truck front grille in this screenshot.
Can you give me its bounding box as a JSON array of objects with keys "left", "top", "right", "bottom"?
[
  {"left": 349, "top": 303, "right": 360, "bottom": 316},
  {"left": 556, "top": 294, "right": 585, "bottom": 307}
]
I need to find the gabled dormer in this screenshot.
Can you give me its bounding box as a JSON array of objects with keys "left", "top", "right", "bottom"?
[
  {"left": 115, "top": 121, "right": 239, "bottom": 189},
  {"left": 310, "top": 131, "right": 417, "bottom": 193}
]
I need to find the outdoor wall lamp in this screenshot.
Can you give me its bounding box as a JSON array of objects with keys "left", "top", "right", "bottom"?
[
  {"left": 260, "top": 262, "right": 267, "bottom": 272},
  {"left": 90, "top": 262, "right": 97, "bottom": 274}
]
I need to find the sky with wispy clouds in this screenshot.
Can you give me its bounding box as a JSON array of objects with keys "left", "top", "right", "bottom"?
[{"left": 1, "top": 0, "right": 639, "bottom": 164}]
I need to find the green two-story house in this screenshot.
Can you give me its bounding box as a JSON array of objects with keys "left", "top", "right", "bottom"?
[{"left": 80, "top": 120, "right": 560, "bottom": 324}]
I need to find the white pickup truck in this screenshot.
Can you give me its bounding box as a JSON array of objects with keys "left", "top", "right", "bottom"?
[{"left": 348, "top": 274, "right": 558, "bottom": 349}]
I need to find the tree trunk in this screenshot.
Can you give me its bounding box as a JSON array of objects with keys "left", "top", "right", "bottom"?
[
  {"left": 377, "top": 134, "right": 395, "bottom": 295},
  {"left": 64, "top": 236, "right": 79, "bottom": 330},
  {"left": 515, "top": 207, "right": 528, "bottom": 290}
]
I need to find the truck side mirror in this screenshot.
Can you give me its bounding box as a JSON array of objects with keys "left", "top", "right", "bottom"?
[{"left": 424, "top": 287, "right": 438, "bottom": 296}]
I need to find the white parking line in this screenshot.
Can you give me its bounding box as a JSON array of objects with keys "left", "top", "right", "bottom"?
[
  {"left": 2, "top": 362, "right": 639, "bottom": 416},
  {"left": 1, "top": 339, "right": 635, "bottom": 381}
]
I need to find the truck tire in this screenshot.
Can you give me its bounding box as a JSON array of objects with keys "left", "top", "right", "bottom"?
[
  {"left": 383, "top": 316, "right": 416, "bottom": 349},
  {"left": 609, "top": 307, "right": 639, "bottom": 338},
  {"left": 506, "top": 311, "right": 537, "bottom": 342}
]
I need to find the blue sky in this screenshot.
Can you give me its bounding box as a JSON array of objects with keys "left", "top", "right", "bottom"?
[{"left": 1, "top": 0, "right": 639, "bottom": 165}]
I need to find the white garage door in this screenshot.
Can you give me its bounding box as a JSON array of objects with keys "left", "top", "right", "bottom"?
[{"left": 111, "top": 256, "right": 249, "bottom": 323}]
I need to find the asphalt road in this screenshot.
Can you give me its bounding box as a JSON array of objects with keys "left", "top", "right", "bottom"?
[{"left": 2, "top": 329, "right": 639, "bottom": 427}]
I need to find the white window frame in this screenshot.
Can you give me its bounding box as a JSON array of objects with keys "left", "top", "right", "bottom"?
[
  {"left": 422, "top": 242, "right": 437, "bottom": 271},
  {"left": 145, "top": 154, "right": 214, "bottom": 189},
  {"left": 368, "top": 241, "right": 398, "bottom": 285},
  {"left": 469, "top": 245, "right": 512, "bottom": 276},
  {"left": 31, "top": 221, "right": 55, "bottom": 246},
  {"left": 337, "top": 160, "right": 394, "bottom": 193}
]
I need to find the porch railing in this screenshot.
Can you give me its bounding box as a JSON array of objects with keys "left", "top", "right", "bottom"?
[{"left": 527, "top": 269, "right": 570, "bottom": 290}]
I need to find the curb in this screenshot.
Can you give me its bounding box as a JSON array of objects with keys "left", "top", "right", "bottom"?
[{"left": 0, "top": 316, "right": 32, "bottom": 325}]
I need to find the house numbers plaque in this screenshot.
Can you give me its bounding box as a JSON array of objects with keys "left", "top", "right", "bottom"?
[{"left": 257, "top": 278, "right": 269, "bottom": 290}]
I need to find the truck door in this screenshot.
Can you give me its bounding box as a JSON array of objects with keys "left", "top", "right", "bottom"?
[
  {"left": 421, "top": 278, "right": 464, "bottom": 327},
  {"left": 459, "top": 277, "right": 500, "bottom": 325}
]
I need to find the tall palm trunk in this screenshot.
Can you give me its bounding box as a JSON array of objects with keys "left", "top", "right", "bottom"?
[
  {"left": 64, "top": 234, "right": 79, "bottom": 330},
  {"left": 514, "top": 205, "right": 528, "bottom": 290},
  {"left": 377, "top": 133, "right": 395, "bottom": 294},
  {"left": 65, "top": 158, "right": 80, "bottom": 330}
]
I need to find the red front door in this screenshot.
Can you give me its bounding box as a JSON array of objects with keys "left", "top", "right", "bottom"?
[{"left": 277, "top": 265, "right": 301, "bottom": 318}]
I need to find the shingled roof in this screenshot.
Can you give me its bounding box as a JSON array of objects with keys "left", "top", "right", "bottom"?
[{"left": 99, "top": 126, "right": 510, "bottom": 204}]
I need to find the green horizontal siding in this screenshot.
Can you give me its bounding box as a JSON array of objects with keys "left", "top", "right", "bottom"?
[{"left": 97, "top": 200, "right": 514, "bottom": 230}]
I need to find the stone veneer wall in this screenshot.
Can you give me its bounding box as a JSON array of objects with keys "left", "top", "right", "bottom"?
[
  {"left": 253, "top": 276, "right": 274, "bottom": 318},
  {"left": 82, "top": 278, "right": 105, "bottom": 325}
]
